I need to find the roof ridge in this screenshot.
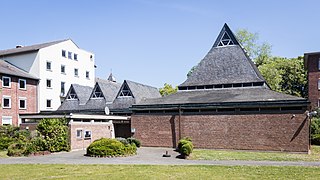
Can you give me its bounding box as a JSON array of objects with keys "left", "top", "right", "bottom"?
[{"left": 125, "top": 79, "right": 158, "bottom": 89}]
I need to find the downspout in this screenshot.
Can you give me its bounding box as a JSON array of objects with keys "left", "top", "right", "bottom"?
[{"left": 178, "top": 106, "right": 181, "bottom": 140}]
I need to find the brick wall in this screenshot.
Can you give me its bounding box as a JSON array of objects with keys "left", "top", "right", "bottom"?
[
  {"left": 69, "top": 122, "right": 114, "bottom": 150},
  {"left": 307, "top": 53, "right": 320, "bottom": 109},
  {"left": 131, "top": 113, "right": 309, "bottom": 152},
  {"left": 0, "top": 75, "right": 38, "bottom": 126}
]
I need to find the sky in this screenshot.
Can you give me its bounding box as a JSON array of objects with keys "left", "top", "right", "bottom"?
[{"left": 0, "top": 0, "right": 319, "bottom": 88}]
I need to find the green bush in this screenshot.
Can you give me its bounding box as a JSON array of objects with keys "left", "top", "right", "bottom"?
[
  {"left": 311, "top": 118, "right": 320, "bottom": 145},
  {"left": 127, "top": 137, "right": 141, "bottom": 148},
  {"left": 7, "top": 141, "right": 27, "bottom": 156},
  {"left": 177, "top": 137, "right": 194, "bottom": 157},
  {"left": 116, "top": 137, "right": 129, "bottom": 145},
  {"left": 0, "top": 136, "right": 14, "bottom": 150},
  {"left": 0, "top": 125, "right": 20, "bottom": 150},
  {"left": 86, "top": 138, "right": 137, "bottom": 157}
]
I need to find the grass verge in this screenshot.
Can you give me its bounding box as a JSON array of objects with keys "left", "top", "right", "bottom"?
[
  {"left": 0, "top": 151, "right": 8, "bottom": 158},
  {"left": 191, "top": 145, "right": 320, "bottom": 161},
  {"left": 0, "top": 164, "right": 319, "bottom": 179}
]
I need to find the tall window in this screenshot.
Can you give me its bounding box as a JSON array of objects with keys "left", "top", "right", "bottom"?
[
  {"left": 46, "top": 61, "right": 52, "bottom": 71},
  {"left": 318, "top": 79, "right": 320, "bottom": 90},
  {"left": 74, "top": 54, "right": 78, "bottom": 61},
  {"left": 19, "top": 98, "right": 27, "bottom": 109},
  {"left": 46, "top": 79, "right": 52, "bottom": 88},
  {"left": 86, "top": 71, "right": 90, "bottom": 79},
  {"left": 2, "top": 116, "right": 12, "bottom": 125},
  {"left": 76, "top": 129, "right": 83, "bottom": 138},
  {"left": 61, "top": 65, "right": 66, "bottom": 74},
  {"left": 2, "top": 76, "right": 11, "bottom": 88},
  {"left": 62, "top": 50, "right": 66, "bottom": 57},
  {"left": 46, "top": 99, "right": 52, "bottom": 108},
  {"left": 61, "top": 82, "right": 65, "bottom": 96},
  {"left": 2, "top": 96, "right": 11, "bottom": 108},
  {"left": 74, "top": 68, "right": 79, "bottom": 77},
  {"left": 19, "top": 79, "right": 26, "bottom": 90},
  {"left": 68, "top": 52, "right": 72, "bottom": 59}
]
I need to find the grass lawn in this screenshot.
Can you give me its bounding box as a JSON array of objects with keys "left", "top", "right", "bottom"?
[
  {"left": 191, "top": 145, "right": 320, "bottom": 161},
  {"left": 0, "top": 151, "right": 8, "bottom": 158},
  {"left": 0, "top": 164, "right": 320, "bottom": 179}
]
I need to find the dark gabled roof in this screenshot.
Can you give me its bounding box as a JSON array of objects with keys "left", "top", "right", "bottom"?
[
  {"left": 107, "top": 73, "right": 117, "bottom": 82},
  {"left": 179, "top": 23, "right": 265, "bottom": 88},
  {"left": 136, "top": 87, "right": 306, "bottom": 106},
  {"left": 95, "top": 78, "right": 121, "bottom": 102},
  {"left": 0, "top": 60, "right": 38, "bottom": 80},
  {"left": 123, "top": 80, "right": 162, "bottom": 103},
  {"left": 0, "top": 39, "right": 68, "bottom": 56}
]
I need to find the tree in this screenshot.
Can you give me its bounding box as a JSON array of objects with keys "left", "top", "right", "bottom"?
[{"left": 159, "top": 83, "right": 178, "bottom": 96}]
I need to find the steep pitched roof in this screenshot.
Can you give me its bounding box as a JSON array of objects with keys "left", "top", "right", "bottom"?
[
  {"left": 107, "top": 73, "right": 117, "bottom": 82},
  {"left": 123, "top": 80, "right": 161, "bottom": 103},
  {"left": 179, "top": 23, "right": 265, "bottom": 88},
  {"left": 0, "top": 39, "right": 68, "bottom": 56},
  {"left": 95, "top": 78, "right": 121, "bottom": 102},
  {"left": 0, "top": 60, "right": 38, "bottom": 79}
]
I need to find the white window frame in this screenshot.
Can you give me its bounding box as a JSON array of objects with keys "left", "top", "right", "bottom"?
[
  {"left": 86, "top": 71, "right": 90, "bottom": 79},
  {"left": 74, "top": 68, "right": 79, "bottom": 77},
  {"left": 61, "top": 82, "right": 65, "bottom": 96},
  {"left": 74, "top": 53, "right": 78, "bottom": 61},
  {"left": 76, "top": 129, "right": 83, "bottom": 139},
  {"left": 2, "top": 95, "right": 11, "bottom": 109},
  {"left": 2, "top": 76, "right": 11, "bottom": 88},
  {"left": 2, "top": 116, "right": 12, "bottom": 125},
  {"left": 19, "top": 97, "right": 27, "bottom": 110},
  {"left": 61, "top": 65, "right": 66, "bottom": 74},
  {"left": 68, "top": 52, "right": 72, "bottom": 59},
  {"left": 62, "top": 50, "right": 66, "bottom": 57},
  {"left": 84, "top": 130, "right": 92, "bottom": 139},
  {"left": 18, "top": 79, "right": 27, "bottom": 90},
  {"left": 46, "top": 99, "right": 52, "bottom": 108},
  {"left": 46, "top": 61, "right": 52, "bottom": 71},
  {"left": 318, "top": 79, "right": 320, "bottom": 90},
  {"left": 46, "top": 79, "right": 52, "bottom": 89}
]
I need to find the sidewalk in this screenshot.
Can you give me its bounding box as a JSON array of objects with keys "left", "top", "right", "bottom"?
[{"left": 1, "top": 147, "right": 320, "bottom": 166}]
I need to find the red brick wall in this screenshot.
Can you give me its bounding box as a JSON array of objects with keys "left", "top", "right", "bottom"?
[
  {"left": 307, "top": 53, "right": 320, "bottom": 109},
  {"left": 0, "top": 75, "right": 38, "bottom": 126},
  {"left": 131, "top": 113, "right": 309, "bottom": 152}
]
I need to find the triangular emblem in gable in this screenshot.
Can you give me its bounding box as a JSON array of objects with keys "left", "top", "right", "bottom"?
[
  {"left": 67, "top": 87, "right": 78, "bottom": 100},
  {"left": 119, "top": 83, "right": 133, "bottom": 97}
]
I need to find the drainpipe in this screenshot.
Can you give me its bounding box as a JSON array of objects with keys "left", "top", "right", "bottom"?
[{"left": 178, "top": 106, "right": 182, "bottom": 140}]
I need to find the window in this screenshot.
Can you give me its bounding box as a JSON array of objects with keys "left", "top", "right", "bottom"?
[
  {"left": 2, "top": 96, "right": 11, "bottom": 108},
  {"left": 74, "top": 54, "right": 78, "bottom": 61},
  {"left": 19, "top": 98, "right": 27, "bottom": 109},
  {"left": 46, "top": 61, "right": 52, "bottom": 71},
  {"left": 76, "top": 129, "right": 83, "bottom": 138},
  {"left": 86, "top": 71, "right": 90, "bottom": 79},
  {"left": 67, "top": 87, "right": 78, "bottom": 100},
  {"left": 61, "top": 65, "right": 66, "bottom": 74},
  {"left": 2, "top": 76, "right": 11, "bottom": 88},
  {"left": 90, "top": 55, "right": 93, "bottom": 61},
  {"left": 19, "top": 79, "right": 26, "bottom": 90},
  {"left": 318, "top": 58, "right": 320, "bottom": 70},
  {"left": 318, "top": 79, "right": 320, "bottom": 90},
  {"left": 218, "top": 31, "right": 234, "bottom": 47},
  {"left": 68, "top": 52, "right": 72, "bottom": 59},
  {"left": 91, "top": 86, "right": 104, "bottom": 98},
  {"left": 46, "top": 79, "right": 52, "bottom": 88},
  {"left": 2, "top": 116, "right": 12, "bottom": 125},
  {"left": 62, "top": 50, "right": 66, "bottom": 57},
  {"left": 119, "top": 83, "right": 133, "bottom": 97},
  {"left": 84, "top": 130, "right": 92, "bottom": 139},
  {"left": 61, "top": 82, "right": 65, "bottom": 96},
  {"left": 46, "top": 99, "right": 52, "bottom": 108},
  {"left": 74, "top": 68, "right": 78, "bottom": 77}
]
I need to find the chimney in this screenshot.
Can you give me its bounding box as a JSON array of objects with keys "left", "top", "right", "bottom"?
[{"left": 16, "top": 45, "right": 23, "bottom": 48}]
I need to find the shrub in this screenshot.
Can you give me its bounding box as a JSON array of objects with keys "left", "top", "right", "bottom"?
[
  {"left": 116, "top": 137, "right": 129, "bottom": 145},
  {"left": 0, "top": 136, "right": 14, "bottom": 150},
  {"left": 7, "top": 141, "right": 27, "bottom": 157},
  {"left": 0, "top": 125, "right": 20, "bottom": 150},
  {"left": 311, "top": 117, "right": 320, "bottom": 145},
  {"left": 86, "top": 138, "right": 137, "bottom": 157},
  {"left": 127, "top": 137, "right": 141, "bottom": 148},
  {"left": 177, "top": 137, "right": 193, "bottom": 157}
]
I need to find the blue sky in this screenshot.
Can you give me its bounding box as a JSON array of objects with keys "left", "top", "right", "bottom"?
[{"left": 0, "top": 0, "right": 319, "bottom": 88}]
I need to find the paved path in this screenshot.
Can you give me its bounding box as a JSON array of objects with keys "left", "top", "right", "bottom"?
[{"left": 1, "top": 147, "right": 320, "bottom": 166}]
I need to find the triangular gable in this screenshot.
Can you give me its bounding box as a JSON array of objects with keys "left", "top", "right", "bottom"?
[
  {"left": 66, "top": 85, "right": 78, "bottom": 100},
  {"left": 90, "top": 83, "right": 104, "bottom": 99},
  {"left": 213, "top": 23, "right": 240, "bottom": 48},
  {"left": 117, "top": 81, "right": 134, "bottom": 98}
]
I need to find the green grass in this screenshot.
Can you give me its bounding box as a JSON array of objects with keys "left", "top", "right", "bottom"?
[
  {"left": 191, "top": 146, "right": 320, "bottom": 161},
  {"left": 0, "top": 151, "right": 8, "bottom": 158},
  {"left": 0, "top": 164, "right": 319, "bottom": 180}
]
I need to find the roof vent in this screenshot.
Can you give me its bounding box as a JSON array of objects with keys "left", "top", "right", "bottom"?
[{"left": 16, "top": 45, "right": 23, "bottom": 48}]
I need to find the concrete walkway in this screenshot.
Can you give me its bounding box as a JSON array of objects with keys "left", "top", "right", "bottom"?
[{"left": 1, "top": 147, "right": 320, "bottom": 166}]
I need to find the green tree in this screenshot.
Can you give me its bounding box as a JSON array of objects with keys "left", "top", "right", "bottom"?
[{"left": 159, "top": 83, "right": 178, "bottom": 96}]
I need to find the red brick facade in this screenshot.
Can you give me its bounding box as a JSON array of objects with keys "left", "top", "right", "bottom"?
[
  {"left": 0, "top": 75, "right": 38, "bottom": 126},
  {"left": 131, "top": 113, "right": 309, "bottom": 152},
  {"left": 306, "top": 53, "right": 320, "bottom": 109}
]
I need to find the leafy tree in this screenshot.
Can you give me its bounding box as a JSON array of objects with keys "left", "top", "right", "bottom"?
[{"left": 159, "top": 83, "right": 178, "bottom": 96}]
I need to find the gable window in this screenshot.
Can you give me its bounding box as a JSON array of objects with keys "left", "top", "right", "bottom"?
[
  {"left": 67, "top": 88, "right": 78, "bottom": 100},
  {"left": 19, "top": 98, "right": 27, "bottom": 109},
  {"left": 62, "top": 50, "right": 66, "bottom": 57},
  {"left": 19, "top": 79, "right": 26, "bottom": 90},
  {"left": 46, "top": 99, "right": 52, "bottom": 108},
  {"left": 61, "top": 65, "right": 66, "bottom": 74},
  {"left": 68, "top": 52, "right": 72, "bottom": 59},
  {"left": 74, "top": 68, "right": 79, "bottom": 77},
  {"left": 74, "top": 54, "right": 78, "bottom": 61},
  {"left": 46, "top": 61, "right": 52, "bottom": 71},
  {"left": 91, "top": 86, "right": 104, "bottom": 98},
  {"left": 2, "top": 76, "right": 11, "bottom": 88},
  {"left": 86, "top": 71, "right": 90, "bottom": 79},
  {"left": 2, "top": 96, "right": 11, "bottom": 108},
  {"left": 218, "top": 31, "right": 234, "bottom": 47},
  {"left": 2, "top": 116, "right": 12, "bottom": 125},
  {"left": 119, "top": 83, "right": 133, "bottom": 97},
  {"left": 76, "top": 129, "right": 83, "bottom": 138},
  {"left": 61, "top": 82, "right": 65, "bottom": 96},
  {"left": 46, "top": 79, "right": 52, "bottom": 88}
]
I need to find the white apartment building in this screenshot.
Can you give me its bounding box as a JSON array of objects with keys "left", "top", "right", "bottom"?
[{"left": 0, "top": 39, "right": 95, "bottom": 111}]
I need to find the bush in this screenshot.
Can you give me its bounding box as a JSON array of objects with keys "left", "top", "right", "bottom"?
[
  {"left": 177, "top": 137, "right": 193, "bottom": 157},
  {"left": 0, "top": 125, "right": 20, "bottom": 150},
  {"left": 0, "top": 136, "right": 14, "bottom": 150},
  {"left": 127, "top": 137, "right": 141, "bottom": 148},
  {"left": 86, "top": 138, "right": 137, "bottom": 157},
  {"left": 7, "top": 141, "right": 27, "bottom": 156},
  {"left": 311, "top": 118, "right": 320, "bottom": 145},
  {"left": 116, "top": 137, "right": 129, "bottom": 145}
]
